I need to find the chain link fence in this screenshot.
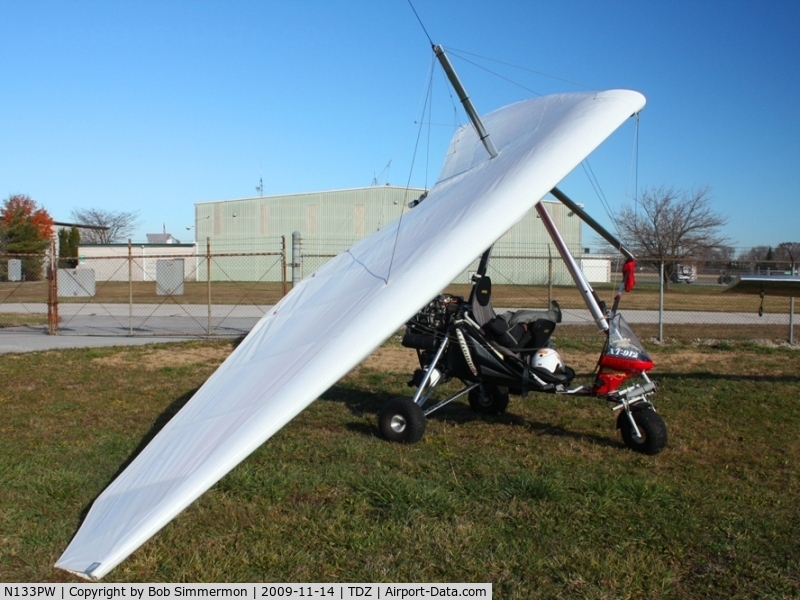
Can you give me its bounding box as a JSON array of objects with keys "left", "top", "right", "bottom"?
[
  {"left": 0, "top": 248, "right": 57, "bottom": 332},
  {"left": 0, "top": 237, "right": 287, "bottom": 337},
  {"left": 612, "top": 257, "right": 798, "bottom": 344},
  {"left": 298, "top": 238, "right": 798, "bottom": 344},
  {"left": 1, "top": 239, "right": 797, "bottom": 343}
]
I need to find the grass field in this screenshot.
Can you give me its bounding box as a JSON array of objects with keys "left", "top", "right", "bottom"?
[
  {"left": 1, "top": 337, "right": 799, "bottom": 597},
  {"left": 0, "top": 313, "right": 48, "bottom": 328}
]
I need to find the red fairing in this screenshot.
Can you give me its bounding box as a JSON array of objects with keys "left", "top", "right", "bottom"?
[
  {"left": 594, "top": 372, "right": 630, "bottom": 395},
  {"left": 598, "top": 353, "right": 653, "bottom": 373},
  {"left": 594, "top": 351, "right": 654, "bottom": 395}
]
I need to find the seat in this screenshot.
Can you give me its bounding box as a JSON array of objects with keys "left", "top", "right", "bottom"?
[
  {"left": 468, "top": 275, "right": 561, "bottom": 352},
  {"left": 469, "top": 276, "right": 497, "bottom": 326},
  {"left": 485, "top": 301, "right": 562, "bottom": 351}
]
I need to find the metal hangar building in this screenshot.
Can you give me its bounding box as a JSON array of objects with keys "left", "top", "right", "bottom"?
[{"left": 191, "top": 185, "right": 585, "bottom": 285}]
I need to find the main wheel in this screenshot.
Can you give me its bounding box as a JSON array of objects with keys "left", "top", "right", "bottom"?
[
  {"left": 618, "top": 408, "right": 667, "bottom": 455},
  {"left": 379, "top": 397, "right": 427, "bottom": 444},
  {"left": 468, "top": 384, "right": 510, "bottom": 415}
]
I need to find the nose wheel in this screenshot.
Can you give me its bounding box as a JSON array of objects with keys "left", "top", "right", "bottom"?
[{"left": 617, "top": 408, "right": 667, "bottom": 455}]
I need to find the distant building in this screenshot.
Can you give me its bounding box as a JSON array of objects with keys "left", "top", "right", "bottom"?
[
  {"left": 77, "top": 243, "right": 197, "bottom": 282},
  {"left": 147, "top": 224, "right": 182, "bottom": 244},
  {"left": 191, "top": 186, "right": 584, "bottom": 286},
  {"left": 146, "top": 233, "right": 182, "bottom": 244},
  {"left": 579, "top": 254, "right": 612, "bottom": 284},
  {"left": 52, "top": 220, "right": 108, "bottom": 251}
]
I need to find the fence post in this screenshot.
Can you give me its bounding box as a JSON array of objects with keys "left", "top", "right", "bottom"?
[
  {"left": 128, "top": 239, "right": 133, "bottom": 335},
  {"left": 47, "top": 239, "right": 59, "bottom": 335},
  {"left": 791, "top": 261, "right": 797, "bottom": 345},
  {"left": 547, "top": 246, "right": 553, "bottom": 306},
  {"left": 206, "top": 237, "right": 212, "bottom": 336},
  {"left": 281, "top": 235, "right": 287, "bottom": 297},
  {"left": 292, "top": 231, "right": 302, "bottom": 286},
  {"left": 658, "top": 261, "right": 665, "bottom": 342}
]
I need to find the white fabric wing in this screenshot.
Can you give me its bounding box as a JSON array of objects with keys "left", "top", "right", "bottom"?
[{"left": 56, "top": 90, "right": 645, "bottom": 579}]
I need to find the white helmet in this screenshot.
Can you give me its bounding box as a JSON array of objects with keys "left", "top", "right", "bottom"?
[{"left": 531, "top": 348, "right": 564, "bottom": 373}]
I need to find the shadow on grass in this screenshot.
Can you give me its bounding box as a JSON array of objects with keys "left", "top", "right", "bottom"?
[
  {"left": 321, "top": 383, "right": 619, "bottom": 449},
  {"left": 71, "top": 370, "right": 632, "bottom": 532},
  {"left": 75, "top": 386, "right": 199, "bottom": 525},
  {"left": 496, "top": 412, "right": 621, "bottom": 449}
]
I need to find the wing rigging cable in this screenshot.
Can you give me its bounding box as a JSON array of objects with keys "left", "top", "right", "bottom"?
[
  {"left": 439, "top": 44, "right": 642, "bottom": 244},
  {"left": 627, "top": 112, "right": 641, "bottom": 206},
  {"left": 447, "top": 46, "right": 598, "bottom": 92},
  {"left": 445, "top": 49, "right": 546, "bottom": 97},
  {"left": 387, "top": 54, "right": 437, "bottom": 281}
]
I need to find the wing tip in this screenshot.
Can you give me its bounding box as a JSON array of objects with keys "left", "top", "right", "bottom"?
[
  {"left": 596, "top": 89, "right": 647, "bottom": 114},
  {"left": 54, "top": 560, "right": 103, "bottom": 581}
]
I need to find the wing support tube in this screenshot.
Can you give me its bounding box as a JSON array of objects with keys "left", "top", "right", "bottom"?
[
  {"left": 410, "top": 333, "right": 450, "bottom": 407},
  {"left": 535, "top": 202, "right": 608, "bottom": 332},
  {"left": 434, "top": 44, "right": 498, "bottom": 159},
  {"left": 550, "top": 187, "right": 635, "bottom": 261}
]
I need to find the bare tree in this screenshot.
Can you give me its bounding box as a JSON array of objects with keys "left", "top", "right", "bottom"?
[
  {"left": 737, "top": 245, "right": 773, "bottom": 273},
  {"left": 70, "top": 208, "right": 140, "bottom": 243},
  {"left": 737, "top": 245, "right": 772, "bottom": 263},
  {"left": 612, "top": 186, "right": 731, "bottom": 288},
  {"left": 775, "top": 242, "right": 800, "bottom": 274}
]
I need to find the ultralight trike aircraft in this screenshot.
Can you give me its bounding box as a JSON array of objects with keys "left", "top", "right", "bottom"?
[
  {"left": 56, "top": 43, "right": 663, "bottom": 580},
  {"left": 380, "top": 243, "right": 666, "bottom": 455}
]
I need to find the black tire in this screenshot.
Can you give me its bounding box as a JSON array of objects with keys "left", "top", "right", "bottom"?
[
  {"left": 618, "top": 408, "right": 668, "bottom": 455},
  {"left": 468, "top": 384, "right": 510, "bottom": 415},
  {"left": 379, "top": 398, "right": 427, "bottom": 444}
]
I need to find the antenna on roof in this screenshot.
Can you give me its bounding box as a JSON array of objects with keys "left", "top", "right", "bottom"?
[
  {"left": 256, "top": 165, "right": 264, "bottom": 197},
  {"left": 433, "top": 44, "right": 498, "bottom": 159}
]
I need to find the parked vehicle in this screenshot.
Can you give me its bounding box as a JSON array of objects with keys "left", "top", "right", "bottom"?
[{"left": 670, "top": 263, "right": 697, "bottom": 284}]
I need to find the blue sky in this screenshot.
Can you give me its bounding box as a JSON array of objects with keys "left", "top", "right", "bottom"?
[{"left": 2, "top": 0, "right": 798, "bottom": 250}]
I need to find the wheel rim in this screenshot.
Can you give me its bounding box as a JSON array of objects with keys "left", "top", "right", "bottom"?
[
  {"left": 474, "top": 387, "right": 491, "bottom": 407},
  {"left": 390, "top": 414, "right": 407, "bottom": 433},
  {"left": 629, "top": 416, "right": 646, "bottom": 444}
]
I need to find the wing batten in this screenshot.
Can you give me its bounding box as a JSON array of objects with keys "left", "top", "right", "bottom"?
[{"left": 56, "top": 90, "right": 646, "bottom": 580}]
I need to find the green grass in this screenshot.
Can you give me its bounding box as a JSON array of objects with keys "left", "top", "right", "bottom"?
[
  {"left": 445, "top": 282, "right": 800, "bottom": 313},
  {"left": 0, "top": 313, "right": 49, "bottom": 328},
  {"left": 1, "top": 339, "right": 799, "bottom": 597}
]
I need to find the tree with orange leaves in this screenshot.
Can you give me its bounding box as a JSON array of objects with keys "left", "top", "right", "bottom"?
[{"left": 1, "top": 194, "right": 54, "bottom": 281}]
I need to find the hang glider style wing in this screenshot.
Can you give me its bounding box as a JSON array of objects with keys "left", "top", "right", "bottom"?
[
  {"left": 56, "top": 89, "right": 646, "bottom": 580},
  {"left": 724, "top": 275, "right": 800, "bottom": 297}
]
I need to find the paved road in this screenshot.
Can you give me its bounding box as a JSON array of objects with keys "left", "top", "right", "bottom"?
[
  {"left": 0, "top": 303, "right": 266, "bottom": 354},
  {"left": 0, "top": 329, "right": 196, "bottom": 354}
]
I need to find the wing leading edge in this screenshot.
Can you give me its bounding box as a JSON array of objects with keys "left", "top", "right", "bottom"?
[{"left": 56, "top": 89, "right": 646, "bottom": 579}]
